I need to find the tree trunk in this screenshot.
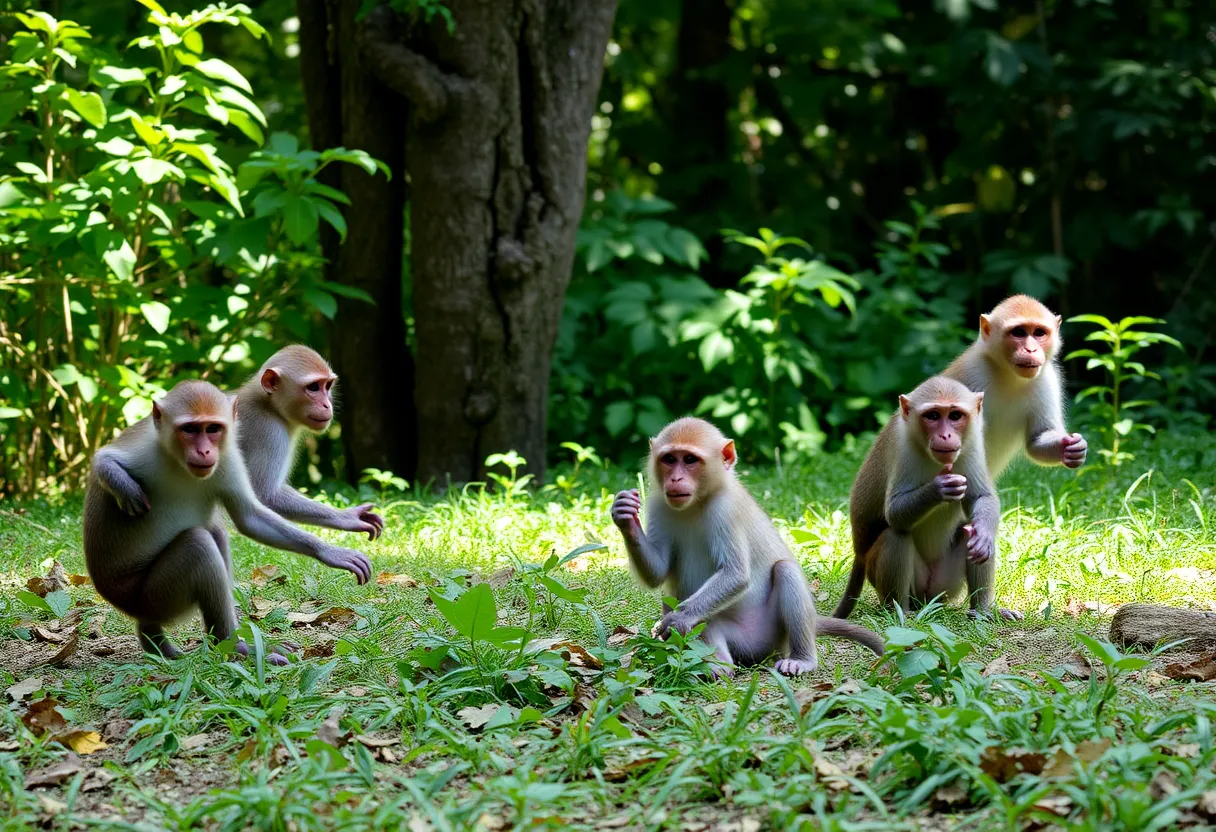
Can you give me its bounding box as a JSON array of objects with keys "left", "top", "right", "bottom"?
[
  {"left": 297, "top": 0, "right": 418, "bottom": 483},
  {"left": 1109, "top": 603, "right": 1216, "bottom": 651},
  {"left": 359, "top": 0, "right": 618, "bottom": 484}
]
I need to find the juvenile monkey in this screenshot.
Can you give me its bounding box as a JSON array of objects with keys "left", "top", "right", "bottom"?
[
  {"left": 611, "top": 417, "right": 884, "bottom": 677},
  {"left": 943, "top": 294, "right": 1087, "bottom": 480},
  {"left": 834, "top": 377, "right": 1013, "bottom": 620},
  {"left": 236, "top": 346, "right": 384, "bottom": 540},
  {"left": 84, "top": 381, "right": 373, "bottom": 661}
]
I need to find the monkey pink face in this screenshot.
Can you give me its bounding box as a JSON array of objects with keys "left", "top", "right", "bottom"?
[
  {"left": 657, "top": 449, "right": 701, "bottom": 509},
  {"left": 1002, "top": 320, "right": 1055, "bottom": 378},
  {"left": 175, "top": 421, "right": 227, "bottom": 478},
  {"left": 295, "top": 375, "right": 336, "bottom": 430},
  {"left": 919, "top": 404, "right": 971, "bottom": 465}
]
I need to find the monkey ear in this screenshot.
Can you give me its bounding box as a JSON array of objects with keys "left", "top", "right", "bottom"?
[
  {"left": 1055, "top": 314, "right": 1062, "bottom": 329},
  {"left": 722, "top": 440, "right": 738, "bottom": 469},
  {"left": 974, "top": 392, "right": 984, "bottom": 414},
  {"left": 230, "top": 394, "right": 239, "bottom": 420},
  {"left": 151, "top": 401, "right": 163, "bottom": 427},
  {"left": 260, "top": 368, "right": 280, "bottom": 394},
  {"left": 979, "top": 314, "right": 992, "bottom": 340},
  {"left": 898, "top": 395, "right": 912, "bottom": 420}
]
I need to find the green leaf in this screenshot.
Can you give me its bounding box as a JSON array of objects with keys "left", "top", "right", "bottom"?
[
  {"left": 188, "top": 58, "right": 253, "bottom": 92},
  {"left": 182, "top": 29, "right": 204, "bottom": 54},
  {"left": 604, "top": 401, "right": 634, "bottom": 436},
  {"left": 96, "top": 137, "right": 136, "bottom": 156},
  {"left": 303, "top": 290, "right": 337, "bottom": 320},
  {"left": 269, "top": 132, "right": 300, "bottom": 156},
  {"left": 44, "top": 590, "right": 71, "bottom": 618},
  {"left": 885, "top": 626, "right": 927, "bottom": 647},
  {"left": 52, "top": 364, "right": 82, "bottom": 386},
  {"left": 282, "top": 196, "right": 320, "bottom": 245},
  {"left": 134, "top": 0, "right": 167, "bottom": 13},
  {"left": 428, "top": 583, "right": 497, "bottom": 642},
  {"left": 0, "top": 407, "right": 26, "bottom": 419},
  {"left": 984, "top": 34, "right": 1021, "bottom": 87},
  {"left": 103, "top": 241, "right": 137, "bottom": 281},
  {"left": 897, "top": 648, "right": 940, "bottom": 677},
  {"left": 131, "top": 157, "right": 182, "bottom": 184},
  {"left": 17, "top": 591, "right": 54, "bottom": 615},
  {"left": 140, "top": 301, "right": 171, "bottom": 334},
  {"left": 313, "top": 199, "right": 348, "bottom": 242},
  {"left": 63, "top": 89, "right": 107, "bottom": 128},
  {"left": 93, "top": 65, "right": 146, "bottom": 87},
  {"left": 698, "top": 331, "right": 734, "bottom": 371},
  {"left": 208, "top": 172, "right": 244, "bottom": 215},
  {"left": 321, "top": 282, "right": 375, "bottom": 303}
]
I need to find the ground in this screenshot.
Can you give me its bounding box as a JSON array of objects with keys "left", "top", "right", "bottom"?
[{"left": 1, "top": 435, "right": 1215, "bottom": 830}]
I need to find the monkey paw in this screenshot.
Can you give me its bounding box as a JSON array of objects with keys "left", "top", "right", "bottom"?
[
  {"left": 708, "top": 661, "right": 736, "bottom": 680},
  {"left": 1060, "top": 433, "right": 1087, "bottom": 469},
  {"left": 344, "top": 504, "right": 385, "bottom": 541},
  {"left": 774, "top": 657, "right": 817, "bottom": 676},
  {"left": 968, "top": 607, "right": 1024, "bottom": 622}
]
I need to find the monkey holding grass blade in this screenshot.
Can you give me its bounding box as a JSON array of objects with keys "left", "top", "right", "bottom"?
[
  {"left": 835, "top": 376, "right": 1012, "bottom": 620},
  {"left": 611, "top": 417, "right": 883, "bottom": 677},
  {"left": 235, "top": 345, "right": 384, "bottom": 539},
  {"left": 84, "top": 381, "right": 373, "bottom": 662}
]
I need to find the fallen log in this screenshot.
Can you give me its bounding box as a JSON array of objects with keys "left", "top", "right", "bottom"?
[{"left": 1109, "top": 603, "right": 1216, "bottom": 651}]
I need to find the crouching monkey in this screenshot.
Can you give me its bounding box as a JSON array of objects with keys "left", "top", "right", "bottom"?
[
  {"left": 84, "top": 381, "right": 373, "bottom": 662},
  {"left": 836, "top": 376, "right": 1017, "bottom": 621},
  {"left": 611, "top": 417, "right": 884, "bottom": 677}
]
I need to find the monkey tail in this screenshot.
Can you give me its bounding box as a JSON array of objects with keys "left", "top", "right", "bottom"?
[
  {"left": 830, "top": 555, "right": 867, "bottom": 620},
  {"left": 815, "top": 616, "right": 885, "bottom": 656}
]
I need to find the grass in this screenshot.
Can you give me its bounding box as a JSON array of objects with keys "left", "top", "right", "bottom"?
[{"left": 1, "top": 432, "right": 1215, "bottom": 830}]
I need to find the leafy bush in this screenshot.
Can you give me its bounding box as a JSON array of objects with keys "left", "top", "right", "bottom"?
[{"left": 0, "top": 2, "right": 384, "bottom": 496}]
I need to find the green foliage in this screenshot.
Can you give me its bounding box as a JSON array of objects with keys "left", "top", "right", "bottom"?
[
  {"left": 1066, "top": 315, "right": 1183, "bottom": 466},
  {"left": 0, "top": 5, "right": 384, "bottom": 495}
]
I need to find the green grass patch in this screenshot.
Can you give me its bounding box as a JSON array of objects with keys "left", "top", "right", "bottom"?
[{"left": 1, "top": 434, "right": 1215, "bottom": 829}]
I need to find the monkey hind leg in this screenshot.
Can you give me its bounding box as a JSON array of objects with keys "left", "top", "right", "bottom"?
[
  {"left": 865, "top": 529, "right": 917, "bottom": 613},
  {"left": 139, "top": 526, "right": 238, "bottom": 652},
  {"left": 137, "top": 623, "right": 183, "bottom": 659},
  {"left": 770, "top": 560, "right": 818, "bottom": 676}
]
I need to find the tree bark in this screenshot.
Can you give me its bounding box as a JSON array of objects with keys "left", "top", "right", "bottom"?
[
  {"left": 359, "top": 0, "right": 618, "bottom": 484},
  {"left": 297, "top": 0, "right": 418, "bottom": 482},
  {"left": 1109, "top": 603, "right": 1216, "bottom": 651}
]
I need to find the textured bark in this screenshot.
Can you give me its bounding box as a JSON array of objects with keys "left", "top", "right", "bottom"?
[
  {"left": 359, "top": 0, "right": 618, "bottom": 483},
  {"left": 1109, "top": 603, "right": 1216, "bottom": 651},
  {"left": 297, "top": 0, "right": 417, "bottom": 482}
]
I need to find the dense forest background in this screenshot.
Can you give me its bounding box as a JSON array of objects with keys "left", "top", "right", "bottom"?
[{"left": 1, "top": 0, "right": 1212, "bottom": 496}]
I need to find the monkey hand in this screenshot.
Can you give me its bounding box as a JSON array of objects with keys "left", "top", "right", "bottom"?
[
  {"left": 611, "top": 489, "right": 642, "bottom": 539},
  {"left": 962, "top": 523, "right": 995, "bottom": 564},
  {"left": 110, "top": 480, "right": 151, "bottom": 517},
  {"left": 653, "top": 610, "right": 697, "bottom": 639},
  {"left": 341, "top": 504, "right": 385, "bottom": 541},
  {"left": 932, "top": 465, "right": 968, "bottom": 502},
  {"left": 1060, "top": 433, "right": 1087, "bottom": 469},
  {"left": 316, "top": 545, "right": 372, "bottom": 585}
]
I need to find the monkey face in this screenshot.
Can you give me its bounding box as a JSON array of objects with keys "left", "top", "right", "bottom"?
[
  {"left": 176, "top": 421, "right": 227, "bottom": 478},
  {"left": 295, "top": 375, "right": 336, "bottom": 430},
  {"left": 1003, "top": 321, "right": 1054, "bottom": 378},
  {"left": 656, "top": 450, "right": 702, "bottom": 509},
  {"left": 261, "top": 366, "right": 337, "bottom": 431},
  {"left": 919, "top": 406, "right": 972, "bottom": 464}
]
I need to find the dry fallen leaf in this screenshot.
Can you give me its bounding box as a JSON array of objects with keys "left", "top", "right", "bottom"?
[
  {"left": 0, "top": 740, "right": 19, "bottom": 752},
  {"left": 602, "top": 754, "right": 666, "bottom": 782},
  {"left": 101, "top": 719, "right": 132, "bottom": 742},
  {"left": 979, "top": 746, "right": 1049, "bottom": 782},
  {"left": 811, "top": 754, "right": 851, "bottom": 793},
  {"left": 1150, "top": 770, "right": 1180, "bottom": 799},
  {"left": 477, "top": 814, "right": 508, "bottom": 830},
  {"left": 1033, "top": 794, "right": 1073, "bottom": 818},
  {"left": 1060, "top": 652, "right": 1093, "bottom": 680},
  {"left": 45, "top": 630, "right": 80, "bottom": 667},
  {"left": 317, "top": 707, "right": 350, "bottom": 748},
  {"left": 80, "top": 768, "right": 115, "bottom": 793},
  {"left": 6, "top": 676, "right": 42, "bottom": 702},
  {"left": 27, "top": 561, "right": 71, "bottom": 597},
  {"left": 1062, "top": 597, "right": 1086, "bottom": 619},
  {"left": 1163, "top": 653, "right": 1216, "bottom": 683},
  {"left": 354, "top": 734, "right": 401, "bottom": 749},
  {"left": 31, "top": 626, "right": 68, "bottom": 644},
  {"left": 458, "top": 703, "right": 502, "bottom": 730},
  {"left": 1042, "top": 738, "right": 1111, "bottom": 779},
  {"left": 380, "top": 746, "right": 397, "bottom": 763},
  {"left": 302, "top": 641, "right": 335, "bottom": 659},
  {"left": 607, "top": 625, "right": 638, "bottom": 648},
  {"left": 181, "top": 733, "right": 212, "bottom": 752},
  {"left": 347, "top": 686, "right": 368, "bottom": 698},
  {"left": 235, "top": 739, "right": 257, "bottom": 763},
  {"left": 486, "top": 567, "right": 515, "bottom": 589},
  {"left": 571, "top": 682, "right": 597, "bottom": 714},
  {"left": 22, "top": 698, "right": 69, "bottom": 736},
  {"left": 69, "top": 573, "right": 91, "bottom": 587},
  {"left": 553, "top": 641, "right": 604, "bottom": 670},
  {"left": 249, "top": 598, "right": 279, "bottom": 620},
  {"left": 53, "top": 731, "right": 107, "bottom": 755},
  {"left": 933, "top": 782, "right": 969, "bottom": 809},
  {"left": 1199, "top": 791, "right": 1216, "bottom": 818},
  {"left": 376, "top": 572, "right": 419, "bottom": 587},
  {"left": 24, "top": 754, "right": 83, "bottom": 788},
  {"left": 288, "top": 607, "right": 357, "bottom": 628},
  {"left": 982, "top": 656, "right": 1012, "bottom": 676},
  {"left": 250, "top": 565, "right": 287, "bottom": 588}
]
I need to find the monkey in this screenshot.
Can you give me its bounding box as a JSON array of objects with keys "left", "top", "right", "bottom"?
[
  {"left": 833, "top": 376, "right": 1016, "bottom": 621},
  {"left": 235, "top": 345, "right": 384, "bottom": 540},
  {"left": 610, "top": 417, "right": 884, "bottom": 678},
  {"left": 84, "top": 381, "right": 373, "bottom": 663},
  {"left": 943, "top": 294, "right": 1087, "bottom": 481}
]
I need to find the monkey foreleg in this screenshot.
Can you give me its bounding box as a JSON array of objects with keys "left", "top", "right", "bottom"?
[
  {"left": 769, "top": 560, "right": 818, "bottom": 676},
  {"left": 963, "top": 535, "right": 1023, "bottom": 622}
]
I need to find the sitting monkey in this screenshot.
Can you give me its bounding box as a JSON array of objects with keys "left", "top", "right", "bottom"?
[{"left": 611, "top": 417, "right": 883, "bottom": 677}]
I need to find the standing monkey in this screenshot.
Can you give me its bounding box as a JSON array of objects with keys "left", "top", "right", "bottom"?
[
  {"left": 835, "top": 377, "right": 1012, "bottom": 620},
  {"left": 611, "top": 417, "right": 883, "bottom": 677},
  {"left": 943, "top": 294, "right": 1087, "bottom": 480},
  {"left": 84, "top": 381, "right": 373, "bottom": 661},
  {"left": 236, "top": 346, "right": 384, "bottom": 539}
]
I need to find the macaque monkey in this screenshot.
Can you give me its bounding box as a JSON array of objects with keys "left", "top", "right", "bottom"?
[
  {"left": 84, "top": 381, "right": 373, "bottom": 662},
  {"left": 943, "top": 294, "right": 1087, "bottom": 480},
  {"left": 611, "top": 417, "right": 883, "bottom": 677},
  {"left": 834, "top": 377, "right": 1016, "bottom": 620},
  {"left": 236, "top": 346, "right": 384, "bottom": 540}
]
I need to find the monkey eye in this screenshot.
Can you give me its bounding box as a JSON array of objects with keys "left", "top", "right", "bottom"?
[
  {"left": 661, "top": 453, "right": 677, "bottom": 465},
  {"left": 205, "top": 423, "right": 223, "bottom": 435},
  {"left": 923, "top": 410, "right": 941, "bottom": 422},
  {"left": 1033, "top": 327, "right": 1047, "bottom": 337},
  {"left": 306, "top": 382, "right": 322, "bottom": 393},
  {"left": 683, "top": 454, "right": 699, "bottom": 466},
  {"left": 181, "top": 424, "right": 201, "bottom": 435},
  {"left": 1011, "top": 326, "right": 1027, "bottom": 338},
  {"left": 948, "top": 411, "right": 964, "bottom": 422}
]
